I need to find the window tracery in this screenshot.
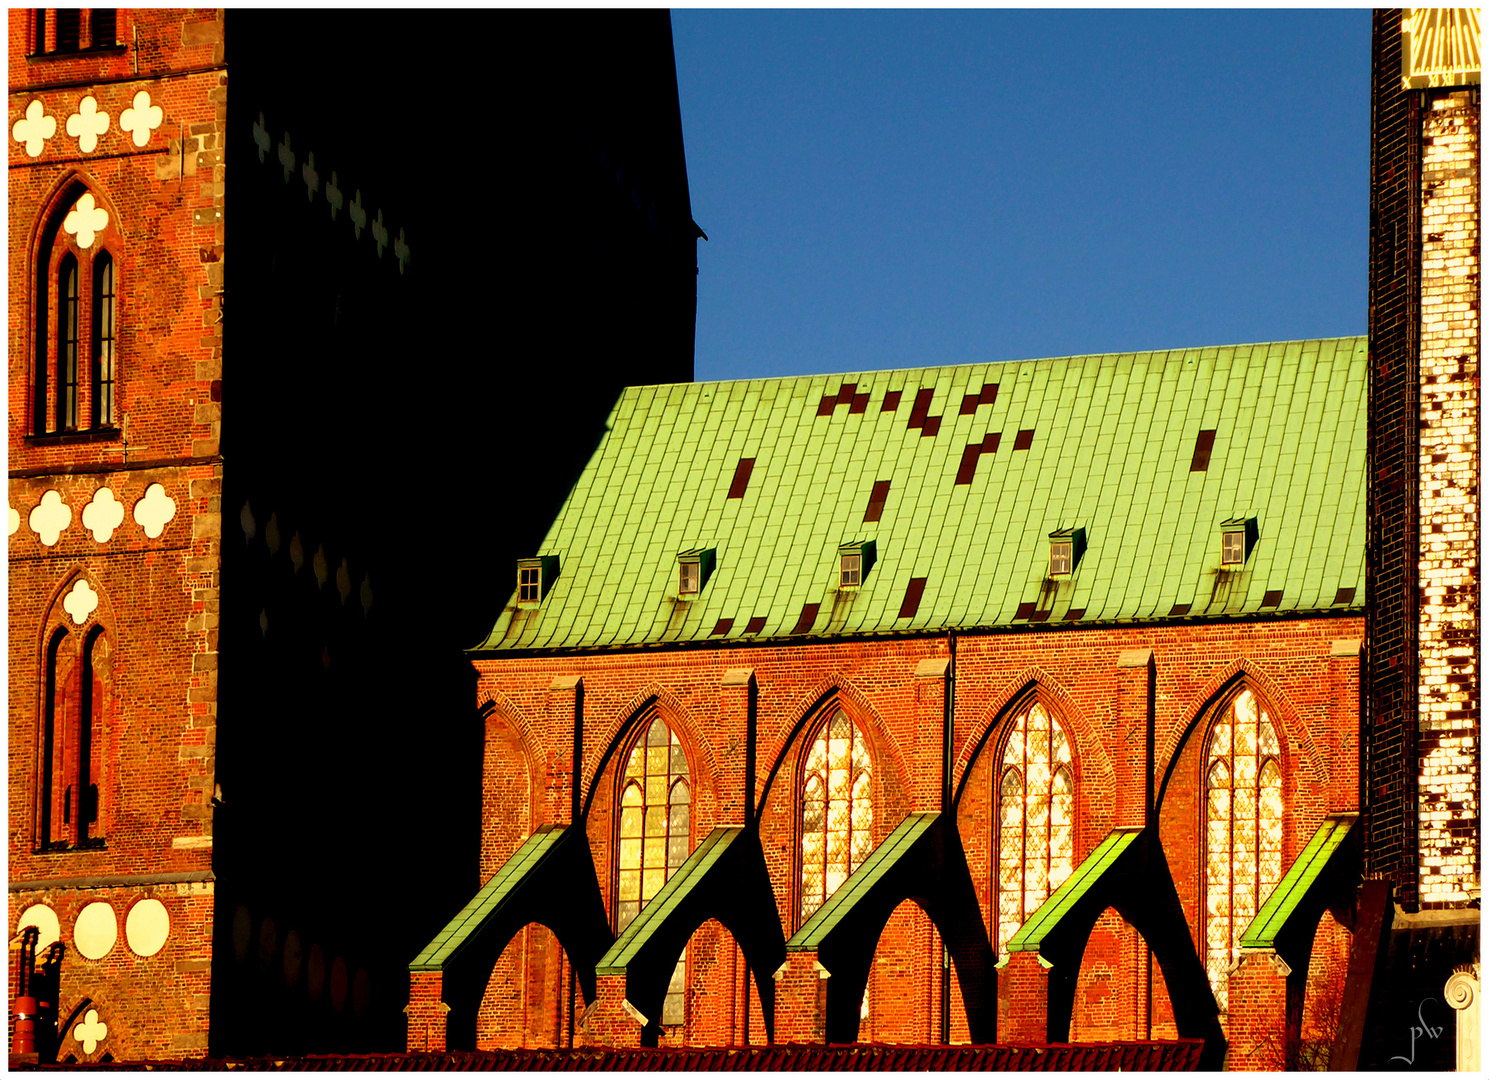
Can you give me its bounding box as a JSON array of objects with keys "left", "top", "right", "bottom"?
[
  {"left": 995, "top": 701, "right": 1074, "bottom": 954},
  {"left": 799, "top": 708, "right": 873, "bottom": 923},
  {"left": 37, "top": 616, "right": 109, "bottom": 849},
  {"left": 1203, "top": 687, "right": 1283, "bottom": 1012},
  {"left": 34, "top": 185, "right": 118, "bottom": 436},
  {"left": 616, "top": 713, "right": 689, "bottom": 1026}
]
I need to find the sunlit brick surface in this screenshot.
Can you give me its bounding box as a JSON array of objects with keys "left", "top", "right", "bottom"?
[{"left": 1417, "top": 88, "right": 1479, "bottom": 907}]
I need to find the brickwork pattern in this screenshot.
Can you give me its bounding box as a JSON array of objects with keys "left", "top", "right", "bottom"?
[
  {"left": 1415, "top": 88, "right": 1480, "bottom": 906},
  {"left": 459, "top": 616, "right": 1361, "bottom": 1052},
  {"left": 8, "top": 9, "right": 225, "bottom": 1062},
  {"left": 8, "top": 882, "right": 214, "bottom": 1061}
]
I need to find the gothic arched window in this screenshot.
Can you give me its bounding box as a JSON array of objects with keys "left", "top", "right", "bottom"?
[
  {"left": 33, "top": 185, "right": 119, "bottom": 435},
  {"left": 37, "top": 619, "right": 109, "bottom": 849},
  {"left": 1204, "top": 688, "right": 1284, "bottom": 1012},
  {"left": 799, "top": 708, "right": 873, "bottom": 923},
  {"left": 995, "top": 701, "right": 1074, "bottom": 954},
  {"left": 616, "top": 713, "right": 690, "bottom": 1025}
]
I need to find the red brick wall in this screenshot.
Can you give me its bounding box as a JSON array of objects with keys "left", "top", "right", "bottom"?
[
  {"left": 463, "top": 615, "right": 1362, "bottom": 1052},
  {"left": 8, "top": 8, "right": 224, "bottom": 1063}
]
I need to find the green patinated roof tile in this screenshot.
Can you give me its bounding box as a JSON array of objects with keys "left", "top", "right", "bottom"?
[
  {"left": 410, "top": 826, "right": 567, "bottom": 972},
  {"left": 1007, "top": 828, "right": 1143, "bottom": 953},
  {"left": 787, "top": 812, "right": 940, "bottom": 952},
  {"left": 1240, "top": 815, "right": 1358, "bottom": 949},
  {"left": 473, "top": 338, "right": 1367, "bottom": 652}
]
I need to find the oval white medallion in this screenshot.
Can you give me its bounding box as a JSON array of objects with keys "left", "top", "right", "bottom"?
[
  {"left": 18, "top": 904, "right": 61, "bottom": 951},
  {"left": 74, "top": 901, "right": 118, "bottom": 960},
  {"left": 125, "top": 898, "right": 170, "bottom": 957}
]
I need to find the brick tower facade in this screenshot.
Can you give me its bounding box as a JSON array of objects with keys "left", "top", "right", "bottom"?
[
  {"left": 1365, "top": 6, "right": 1480, "bottom": 914},
  {"left": 8, "top": 9, "right": 226, "bottom": 1063}
]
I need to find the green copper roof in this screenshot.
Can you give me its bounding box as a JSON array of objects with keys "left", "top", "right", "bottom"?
[
  {"left": 1006, "top": 827, "right": 1143, "bottom": 954},
  {"left": 475, "top": 338, "right": 1366, "bottom": 652},
  {"left": 786, "top": 812, "right": 939, "bottom": 952},
  {"left": 597, "top": 827, "right": 742, "bottom": 975},
  {"left": 410, "top": 826, "right": 565, "bottom": 972},
  {"left": 1239, "top": 813, "right": 1358, "bottom": 949}
]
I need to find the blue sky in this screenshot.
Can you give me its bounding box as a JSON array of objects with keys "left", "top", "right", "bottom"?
[{"left": 671, "top": 10, "right": 1371, "bottom": 383}]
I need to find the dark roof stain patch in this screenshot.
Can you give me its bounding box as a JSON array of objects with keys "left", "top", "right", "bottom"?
[
  {"left": 1261, "top": 589, "right": 1284, "bottom": 608},
  {"left": 726, "top": 458, "right": 755, "bottom": 500},
  {"left": 743, "top": 616, "right": 766, "bottom": 635},
  {"left": 864, "top": 480, "right": 891, "bottom": 523},
  {"left": 790, "top": 604, "right": 820, "bottom": 635},
  {"left": 898, "top": 577, "right": 927, "bottom": 619},
  {"left": 880, "top": 390, "right": 902, "bottom": 413},
  {"left": 1013, "top": 429, "right": 1034, "bottom": 451},
  {"left": 1190, "top": 429, "right": 1217, "bottom": 472},
  {"left": 711, "top": 618, "right": 733, "bottom": 636}
]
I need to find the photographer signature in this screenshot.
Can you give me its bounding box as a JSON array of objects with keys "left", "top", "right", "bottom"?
[{"left": 1389, "top": 999, "right": 1445, "bottom": 1066}]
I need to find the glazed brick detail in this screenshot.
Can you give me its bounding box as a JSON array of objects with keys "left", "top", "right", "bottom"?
[{"left": 1415, "top": 88, "right": 1479, "bottom": 907}]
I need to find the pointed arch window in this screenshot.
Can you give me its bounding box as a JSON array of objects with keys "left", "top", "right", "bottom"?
[
  {"left": 37, "top": 620, "right": 109, "bottom": 850},
  {"left": 799, "top": 708, "right": 873, "bottom": 923},
  {"left": 616, "top": 713, "right": 690, "bottom": 1025},
  {"left": 995, "top": 701, "right": 1074, "bottom": 954},
  {"left": 1204, "top": 688, "right": 1283, "bottom": 1012},
  {"left": 33, "top": 186, "right": 119, "bottom": 436}
]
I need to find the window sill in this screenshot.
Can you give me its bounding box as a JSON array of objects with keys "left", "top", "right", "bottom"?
[
  {"left": 25, "top": 427, "right": 122, "bottom": 446},
  {"left": 33, "top": 839, "right": 107, "bottom": 854},
  {"left": 28, "top": 45, "right": 128, "bottom": 61}
]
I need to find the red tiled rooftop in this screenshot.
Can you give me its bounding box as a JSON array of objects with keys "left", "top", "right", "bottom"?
[{"left": 22, "top": 1039, "right": 1206, "bottom": 1071}]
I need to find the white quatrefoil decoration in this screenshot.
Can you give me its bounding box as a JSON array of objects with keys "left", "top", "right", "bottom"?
[
  {"left": 82, "top": 488, "right": 125, "bottom": 543},
  {"left": 64, "top": 193, "right": 109, "bottom": 251},
  {"left": 8, "top": 504, "right": 19, "bottom": 537},
  {"left": 349, "top": 190, "right": 367, "bottom": 239},
  {"left": 74, "top": 1009, "right": 108, "bottom": 1055},
  {"left": 66, "top": 96, "right": 110, "bottom": 154},
  {"left": 303, "top": 151, "right": 320, "bottom": 202},
  {"left": 371, "top": 209, "right": 389, "bottom": 258},
  {"left": 63, "top": 579, "right": 99, "bottom": 625},
  {"left": 277, "top": 131, "right": 296, "bottom": 183},
  {"left": 119, "top": 91, "right": 163, "bottom": 148},
  {"left": 394, "top": 228, "right": 411, "bottom": 275},
  {"left": 133, "top": 483, "right": 177, "bottom": 539},
  {"left": 252, "top": 112, "right": 270, "bottom": 163},
  {"left": 13, "top": 99, "right": 56, "bottom": 158},
  {"left": 326, "top": 171, "right": 344, "bottom": 221},
  {"left": 29, "top": 490, "right": 72, "bottom": 546}
]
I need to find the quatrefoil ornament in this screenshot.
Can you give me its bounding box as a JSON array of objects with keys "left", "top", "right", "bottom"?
[
  {"left": 66, "top": 96, "right": 110, "bottom": 154},
  {"left": 63, "top": 579, "right": 99, "bottom": 626},
  {"left": 64, "top": 193, "right": 109, "bottom": 251},
  {"left": 13, "top": 99, "right": 56, "bottom": 158},
  {"left": 371, "top": 209, "right": 389, "bottom": 258},
  {"left": 119, "top": 91, "right": 163, "bottom": 148},
  {"left": 74, "top": 1009, "right": 108, "bottom": 1055}
]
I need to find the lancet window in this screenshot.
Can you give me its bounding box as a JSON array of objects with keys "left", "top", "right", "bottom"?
[
  {"left": 799, "top": 708, "right": 873, "bottom": 923},
  {"left": 995, "top": 701, "right": 1074, "bottom": 954},
  {"left": 1203, "top": 688, "right": 1284, "bottom": 1011},
  {"left": 616, "top": 713, "right": 690, "bottom": 1025}
]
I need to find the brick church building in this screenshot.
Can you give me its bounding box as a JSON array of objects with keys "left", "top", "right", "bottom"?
[
  {"left": 7, "top": 8, "right": 1479, "bottom": 1071},
  {"left": 405, "top": 9, "right": 1480, "bottom": 1072}
]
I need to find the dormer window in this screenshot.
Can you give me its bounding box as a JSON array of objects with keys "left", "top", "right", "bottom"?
[
  {"left": 1218, "top": 517, "right": 1258, "bottom": 567},
  {"left": 1048, "top": 528, "right": 1086, "bottom": 578},
  {"left": 675, "top": 548, "right": 715, "bottom": 599},
  {"left": 516, "top": 555, "right": 560, "bottom": 607},
  {"left": 837, "top": 541, "right": 876, "bottom": 590},
  {"left": 1050, "top": 542, "right": 1072, "bottom": 576}
]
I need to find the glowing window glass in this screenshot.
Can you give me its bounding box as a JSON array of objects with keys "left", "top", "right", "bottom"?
[
  {"left": 1049, "top": 542, "right": 1072, "bottom": 576},
  {"left": 840, "top": 553, "right": 861, "bottom": 588},
  {"left": 679, "top": 560, "right": 700, "bottom": 595},
  {"left": 517, "top": 565, "right": 540, "bottom": 603},
  {"left": 996, "top": 702, "right": 1074, "bottom": 954},
  {"left": 1204, "top": 688, "right": 1283, "bottom": 1012},
  {"left": 800, "top": 709, "right": 872, "bottom": 923},
  {"left": 616, "top": 714, "right": 690, "bottom": 1025},
  {"left": 1221, "top": 531, "right": 1246, "bottom": 565}
]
